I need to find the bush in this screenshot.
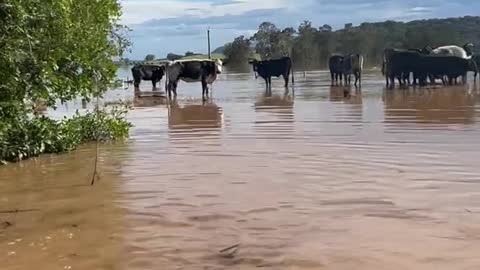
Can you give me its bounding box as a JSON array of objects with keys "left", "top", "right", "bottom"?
[{"left": 0, "top": 106, "right": 132, "bottom": 164}]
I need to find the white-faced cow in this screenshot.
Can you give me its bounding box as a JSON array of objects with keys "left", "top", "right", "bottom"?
[
  {"left": 250, "top": 57, "right": 294, "bottom": 90},
  {"left": 166, "top": 59, "right": 222, "bottom": 100},
  {"left": 131, "top": 64, "right": 167, "bottom": 92}
]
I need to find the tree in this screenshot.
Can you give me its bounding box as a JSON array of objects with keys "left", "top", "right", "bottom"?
[
  {"left": 319, "top": 24, "right": 332, "bottom": 32},
  {"left": 185, "top": 51, "right": 196, "bottom": 57},
  {"left": 223, "top": 16, "right": 480, "bottom": 69},
  {"left": 144, "top": 54, "right": 156, "bottom": 61},
  {"left": 296, "top": 20, "right": 318, "bottom": 71},
  {"left": 252, "top": 22, "right": 282, "bottom": 59},
  {"left": 0, "top": 0, "right": 129, "bottom": 109},
  {"left": 224, "top": 36, "right": 251, "bottom": 64},
  {"left": 0, "top": 0, "right": 131, "bottom": 162},
  {"left": 166, "top": 53, "right": 183, "bottom": 61}
]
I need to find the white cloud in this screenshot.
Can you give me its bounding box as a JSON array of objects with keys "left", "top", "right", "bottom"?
[
  {"left": 120, "top": 0, "right": 291, "bottom": 25},
  {"left": 411, "top": 6, "right": 432, "bottom": 12}
]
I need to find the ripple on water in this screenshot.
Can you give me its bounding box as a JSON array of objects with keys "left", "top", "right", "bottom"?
[{"left": 2, "top": 70, "right": 480, "bottom": 270}]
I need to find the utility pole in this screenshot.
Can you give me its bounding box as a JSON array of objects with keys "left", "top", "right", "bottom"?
[{"left": 207, "top": 27, "right": 211, "bottom": 59}]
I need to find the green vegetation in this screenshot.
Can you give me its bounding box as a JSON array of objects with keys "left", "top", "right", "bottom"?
[
  {"left": 223, "top": 16, "right": 480, "bottom": 69},
  {"left": 0, "top": 0, "right": 131, "bottom": 164},
  {"left": 144, "top": 54, "right": 156, "bottom": 61},
  {"left": 0, "top": 107, "right": 132, "bottom": 163}
]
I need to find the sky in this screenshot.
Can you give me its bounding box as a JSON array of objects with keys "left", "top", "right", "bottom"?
[{"left": 120, "top": 0, "right": 480, "bottom": 59}]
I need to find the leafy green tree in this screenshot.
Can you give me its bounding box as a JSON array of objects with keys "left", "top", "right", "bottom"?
[
  {"left": 167, "top": 53, "right": 183, "bottom": 61},
  {"left": 224, "top": 16, "right": 480, "bottom": 68},
  {"left": 252, "top": 22, "right": 281, "bottom": 59},
  {"left": 0, "top": 0, "right": 131, "bottom": 162},
  {"left": 224, "top": 36, "right": 251, "bottom": 64},
  {"left": 144, "top": 54, "right": 156, "bottom": 61},
  {"left": 0, "top": 0, "right": 129, "bottom": 108}
]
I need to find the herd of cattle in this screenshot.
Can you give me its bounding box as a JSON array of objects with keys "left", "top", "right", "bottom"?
[
  {"left": 131, "top": 58, "right": 223, "bottom": 100},
  {"left": 131, "top": 43, "right": 479, "bottom": 100},
  {"left": 380, "top": 43, "right": 479, "bottom": 87}
]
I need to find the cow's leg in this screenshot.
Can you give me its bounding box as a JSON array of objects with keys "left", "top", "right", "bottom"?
[
  {"left": 134, "top": 80, "right": 140, "bottom": 93},
  {"left": 201, "top": 80, "right": 208, "bottom": 101},
  {"left": 167, "top": 81, "right": 172, "bottom": 98},
  {"left": 268, "top": 77, "right": 272, "bottom": 89},
  {"left": 331, "top": 72, "right": 335, "bottom": 86},
  {"left": 152, "top": 80, "right": 157, "bottom": 90},
  {"left": 389, "top": 74, "right": 396, "bottom": 89},
  {"left": 284, "top": 73, "right": 289, "bottom": 88}
]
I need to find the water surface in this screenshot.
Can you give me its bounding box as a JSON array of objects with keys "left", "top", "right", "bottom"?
[{"left": 2, "top": 70, "right": 480, "bottom": 270}]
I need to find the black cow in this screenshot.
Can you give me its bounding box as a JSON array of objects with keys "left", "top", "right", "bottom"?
[
  {"left": 385, "top": 50, "right": 422, "bottom": 88},
  {"left": 166, "top": 59, "right": 221, "bottom": 101},
  {"left": 415, "top": 55, "right": 478, "bottom": 85},
  {"left": 343, "top": 54, "right": 364, "bottom": 87},
  {"left": 329, "top": 55, "right": 344, "bottom": 85},
  {"left": 473, "top": 55, "right": 480, "bottom": 82},
  {"left": 250, "top": 57, "right": 294, "bottom": 89},
  {"left": 383, "top": 48, "right": 431, "bottom": 87},
  {"left": 131, "top": 64, "right": 166, "bottom": 92}
]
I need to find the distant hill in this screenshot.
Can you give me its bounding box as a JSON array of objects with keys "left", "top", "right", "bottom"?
[{"left": 212, "top": 46, "right": 225, "bottom": 54}]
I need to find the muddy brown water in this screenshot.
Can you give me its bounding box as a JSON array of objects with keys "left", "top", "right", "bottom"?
[{"left": 2, "top": 70, "right": 480, "bottom": 270}]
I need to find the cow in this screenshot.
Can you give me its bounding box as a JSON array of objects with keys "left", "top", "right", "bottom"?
[
  {"left": 166, "top": 59, "right": 222, "bottom": 100},
  {"left": 387, "top": 52, "right": 478, "bottom": 87},
  {"left": 431, "top": 43, "right": 474, "bottom": 59},
  {"left": 131, "top": 64, "right": 166, "bottom": 92},
  {"left": 250, "top": 57, "right": 294, "bottom": 90},
  {"left": 473, "top": 55, "right": 480, "bottom": 82},
  {"left": 383, "top": 48, "right": 431, "bottom": 87},
  {"left": 329, "top": 55, "right": 344, "bottom": 85},
  {"left": 385, "top": 50, "right": 423, "bottom": 88},
  {"left": 343, "top": 54, "right": 364, "bottom": 87}
]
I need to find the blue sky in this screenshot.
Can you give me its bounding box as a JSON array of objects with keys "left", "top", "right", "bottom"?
[{"left": 120, "top": 0, "right": 479, "bottom": 59}]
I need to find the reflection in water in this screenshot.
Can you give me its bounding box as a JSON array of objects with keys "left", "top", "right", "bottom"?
[
  {"left": 329, "top": 86, "right": 363, "bottom": 122},
  {"left": 254, "top": 90, "right": 294, "bottom": 117},
  {"left": 253, "top": 90, "right": 295, "bottom": 138},
  {"left": 167, "top": 100, "right": 223, "bottom": 139},
  {"left": 384, "top": 87, "right": 476, "bottom": 125},
  {"left": 3, "top": 71, "right": 480, "bottom": 270},
  {"left": 133, "top": 92, "right": 168, "bottom": 107}
]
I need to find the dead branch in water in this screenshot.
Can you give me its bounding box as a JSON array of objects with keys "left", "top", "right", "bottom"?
[
  {"left": 91, "top": 81, "right": 100, "bottom": 186},
  {"left": 0, "top": 209, "right": 40, "bottom": 214},
  {"left": 219, "top": 244, "right": 240, "bottom": 258}
]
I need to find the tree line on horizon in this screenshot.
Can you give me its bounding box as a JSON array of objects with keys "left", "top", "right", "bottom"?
[{"left": 222, "top": 16, "right": 480, "bottom": 70}]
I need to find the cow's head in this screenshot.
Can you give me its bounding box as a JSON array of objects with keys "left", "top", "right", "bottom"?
[
  {"left": 215, "top": 59, "right": 223, "bottom": 74},
  {"left": 248, "top": 59, "right": 261, "bottom": 78},
  {"left": 422, "top": 46, "right": 433, "bottom": 54},
  {"left": 464, "top": 43, "right": 474, "bottom": 56}
]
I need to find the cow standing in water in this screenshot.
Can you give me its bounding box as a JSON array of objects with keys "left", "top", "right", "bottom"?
[
  {"left": 343, "top": 54, "right": 364, "bottom": 87},
  {"left": 329, "top": 55, "right": 344, "bottom": 85},
  {"left": 166, "top": 59, "right": 222, "bottom": 101},
  {"left": 131, "top": 64, "right": 166, "bottom": 92},
  {"left": 250, "top": 57, "right": 294, "bottom": 90}
]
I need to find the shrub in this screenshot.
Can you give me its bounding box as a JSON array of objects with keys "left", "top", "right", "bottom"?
[{"left": 0, "top": 106, "right": 132, "bottom": 164}]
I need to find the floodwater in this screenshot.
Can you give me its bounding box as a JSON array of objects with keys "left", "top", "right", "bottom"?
[{"left": 2, "top": 69, "right": 480, "bottom": 270}]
